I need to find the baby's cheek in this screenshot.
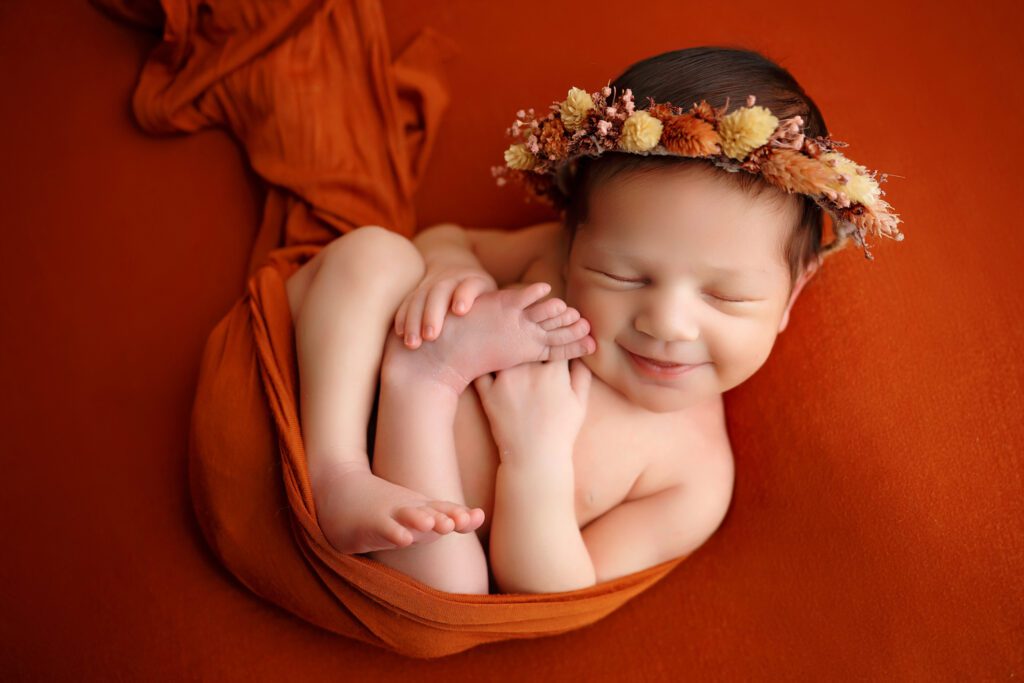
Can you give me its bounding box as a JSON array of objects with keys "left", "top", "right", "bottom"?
[
  {"left": 572, "top": 288, "right": 611, "bottom": 331},
  {"left": 708, "top": 324, "right": 774, "bottom": 389}
]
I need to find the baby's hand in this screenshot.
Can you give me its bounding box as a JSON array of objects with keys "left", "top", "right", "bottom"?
[
  {"left": 394, "top": 264, "right": 498, "bottom": 345},
  {"left": 473, "top": 358, "right": 592, "bottom": 466}
]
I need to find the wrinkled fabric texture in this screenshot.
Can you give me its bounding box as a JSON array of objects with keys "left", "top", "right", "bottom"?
[{"left": 95, "top": 0, "right": 686, "bottom": 658}]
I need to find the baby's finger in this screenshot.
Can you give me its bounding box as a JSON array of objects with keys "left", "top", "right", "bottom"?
[
  {"left": 394, "top": 295, "right": 411, "bottom": 336},
  {"left": 421, "top": 281, "right": 458, "bottom": 340},
  {"left": 472, "top": 373, "right": 492, "bottom": 400},
  {"left": 403, "top": 290, "right": 427, "bottom": 348},
  {"left": 570, "top": 357, "right": 592, "bottom": 400},
  {"left": 451, "top": 276, "right": 490, "bottom": 315}
]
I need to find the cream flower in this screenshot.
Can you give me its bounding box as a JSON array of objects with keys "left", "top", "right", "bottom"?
[
  {"left": 718, "top": 105, "right": 779, "bottom": 160},
  {"left": 618, "top": 110, "right": 664, "bottom": 152},
  {"left": 559, "top": 87, "right": 595, "bottom": 132},
  {"left": 504, "top": 143, "right": 538, "bottom": 171},
  {"left": 821, "top": 152, "right": 881, "bottom": 207}
]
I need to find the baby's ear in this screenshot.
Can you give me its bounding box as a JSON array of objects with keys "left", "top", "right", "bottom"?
[{"left": 777, "top": 262, "right": 819, "bottom": 333}]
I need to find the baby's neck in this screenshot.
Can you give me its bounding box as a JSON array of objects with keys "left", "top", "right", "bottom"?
[{"left": 590, "top": 370, "right": 724, "bottom": 419}]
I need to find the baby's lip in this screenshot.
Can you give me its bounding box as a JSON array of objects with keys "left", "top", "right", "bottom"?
[{"left": 621, "top": 345, "right": 697, "bottom": 366}]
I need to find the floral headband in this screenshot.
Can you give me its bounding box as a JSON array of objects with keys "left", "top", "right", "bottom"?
[{"left": 491, "top": 83, "right": 905, "bottom": 261}]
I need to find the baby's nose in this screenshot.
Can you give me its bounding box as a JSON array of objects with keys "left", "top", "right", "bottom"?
[{"left": 635, "top": 300, "right": 699, "bottom": 342}]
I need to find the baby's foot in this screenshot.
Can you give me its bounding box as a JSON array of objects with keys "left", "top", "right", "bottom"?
[
  {"left": 383, "top": 282, "right": 596, "bottom": 394},
  {"left": 314, "top": 466, "right": 485, "bottom": 555}
]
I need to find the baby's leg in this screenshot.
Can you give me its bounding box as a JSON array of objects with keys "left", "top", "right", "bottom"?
[
  {"left": 367, "top": 284, "right": 595, "bottom": 594},
  {"left": 286, "top": 226, "right": 484, "bottom": 555}
]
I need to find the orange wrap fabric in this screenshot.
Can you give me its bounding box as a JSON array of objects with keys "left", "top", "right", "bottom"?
[{"left": 103, "top": 0, "right": 686, "bottom": 657}]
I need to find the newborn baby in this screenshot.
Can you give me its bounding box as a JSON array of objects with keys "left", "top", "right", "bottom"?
[{"left": 284, "top": 157, "right": 820, "bottom": 595}]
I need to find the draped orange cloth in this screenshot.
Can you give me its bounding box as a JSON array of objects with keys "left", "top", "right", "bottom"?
[{"left": 97, "top": 0, "right": 685, "bottom": 657}]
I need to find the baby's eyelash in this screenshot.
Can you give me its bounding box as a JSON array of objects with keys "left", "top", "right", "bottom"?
[
  {"left": 708, "top": 292, "right": 747, "bottom": 303},
  {"left": 599, "top": 271, "right": 644, "bottom": 284},
  {"left": 595, "top": 270, "right": 747, "bottom": 302}
]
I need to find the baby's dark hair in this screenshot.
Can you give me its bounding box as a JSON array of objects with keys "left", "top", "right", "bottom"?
[{"left": 560, "top": 46, "right": 830, "bottom": 293}]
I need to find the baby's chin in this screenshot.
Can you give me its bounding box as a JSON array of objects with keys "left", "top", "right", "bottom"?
[{"left": 626, "top": 386, "right": 715, "bottom": 414}]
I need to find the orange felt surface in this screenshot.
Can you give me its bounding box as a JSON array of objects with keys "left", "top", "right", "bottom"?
[{"left": 1, "top": 0, "right": 1022, "bottom": 676}]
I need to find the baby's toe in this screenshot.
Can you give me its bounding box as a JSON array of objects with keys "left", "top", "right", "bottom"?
[
  {"left": 545, "top": 317, "right": 591, "bottom": 346},
  {"left": 539, "top": 307, "right": 580, "bottom": 331},
  {"left": 429, "top": 501, "right": 477, "bottom": 532},
  {"left": 393, "top": 505, "right": 439, "bottom": 533},
  {"left": 381, "top": 520, "right": 414, "bottom": 547},
  {"left": 525, "top": 297, "right": 566, "bottom": 324},
  {"left": 512, "top": 281, "right": 553, "bottom": 308},
  {"left": 430, "top": 510, "right": 456, "bottom": 533},
  {"left": 544, "top": 335, "right": 597, "bottom": 361}
]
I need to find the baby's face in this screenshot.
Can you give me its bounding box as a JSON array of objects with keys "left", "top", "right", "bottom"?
[{"left": 563, "top": 164, "right": 816, "bottom": 413}]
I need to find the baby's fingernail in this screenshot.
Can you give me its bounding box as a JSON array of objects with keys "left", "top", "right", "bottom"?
[
  {"left": 424, "top": 326, "right": 434, "bottom": 338},
  {"left": 454, "top": 302, "right": 465, "bottom": 313}
]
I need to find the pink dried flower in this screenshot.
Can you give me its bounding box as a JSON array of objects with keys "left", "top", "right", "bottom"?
[{"left": 769, "top": 115, "right": 805, "bottom": 151}]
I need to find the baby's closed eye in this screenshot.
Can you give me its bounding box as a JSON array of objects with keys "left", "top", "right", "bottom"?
[{"left": 588, "top": 269, "right": 755, "bottom": 303}]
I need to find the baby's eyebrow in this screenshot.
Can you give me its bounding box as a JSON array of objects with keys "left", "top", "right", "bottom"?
[
  {"left": 590, "top": 245, "right": 760, "bottom": 279},
  {"left": 705, "top": 264, "right": 757, "bottom": 277}
]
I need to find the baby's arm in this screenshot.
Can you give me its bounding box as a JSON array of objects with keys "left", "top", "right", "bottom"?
[
  {"left": 490, "top": 453, "right": 596, "bottom": 594},
  {"left": 474, "top": 359, "right": 597, "bottom": 594},
  {"left": 413, "top": 221, "right": 563, "bottom": 288}
]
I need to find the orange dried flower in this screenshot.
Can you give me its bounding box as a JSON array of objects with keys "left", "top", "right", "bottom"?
[
  {"left": 647, "top": 102, "right": 676, "bottom": 121},
  {"left": 660, "top": 115, "right": 721, "bottom": 157},
  {"left": 759, "top": 148, "right": 841, "bottom": 196},
  {"left": 539, "top": 118, "right": 570, "bottom": 161},
  {"left": 836, "top": 198, "right": 904, "bottom": 242},
  {"left": 688, "top": 100, "right": 719, "bottom": 125}
]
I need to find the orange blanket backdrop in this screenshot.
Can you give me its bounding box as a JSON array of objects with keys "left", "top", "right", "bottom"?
[{"left": 95, "top": 0, "right": 685, "bottom": 657}]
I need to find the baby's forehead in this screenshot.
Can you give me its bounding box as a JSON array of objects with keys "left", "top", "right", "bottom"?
[{"left": 585, "top": 168, "right": 797, "bottom": 249}]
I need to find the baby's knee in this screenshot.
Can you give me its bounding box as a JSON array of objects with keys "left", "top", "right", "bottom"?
[{"left": 321, "top": 225, "right": 425, "bottom": 286}]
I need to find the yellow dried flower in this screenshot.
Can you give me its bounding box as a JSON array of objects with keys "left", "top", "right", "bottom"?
[
  {"left": 718, "top": 105, "right": 779, "bottom": 160},
  {"left": 504, "top": 143, "right": 538, "bottom": 170},
  {"left": 618, "top": 111, "right": 664, "bottom": 152},
  {"left": 559, "top": 87, "right": 595, "bottom": 132},
  {"left": 821, "top": 152, "right": 881, "bottom": 207}
]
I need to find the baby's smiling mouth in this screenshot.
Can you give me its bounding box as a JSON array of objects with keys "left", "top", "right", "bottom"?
[
  {"left": 637, "top": 355, "right": 683, "bottom": 367},
  {"left": 620, "top": 343, "right": 692, "bottom": 367}
]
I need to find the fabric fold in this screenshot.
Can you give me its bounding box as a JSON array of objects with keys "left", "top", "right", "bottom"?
[{"left": 99, "top": 0, "right": 687, "bottom": 657}]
